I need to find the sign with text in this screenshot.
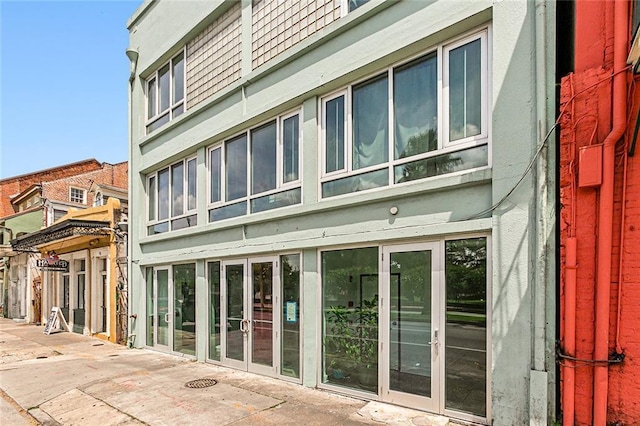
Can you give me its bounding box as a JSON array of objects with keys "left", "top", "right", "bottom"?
[
  {"left": 43, "top": 307, "right": 69, "bottom": 335},
  {"left": 37, "top": 253, "right": 69, "bottom": 272}
]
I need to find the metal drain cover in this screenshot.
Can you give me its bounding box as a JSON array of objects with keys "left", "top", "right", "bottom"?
[{"left": 185, "top": 378, "right": 218, "bottom": 389}]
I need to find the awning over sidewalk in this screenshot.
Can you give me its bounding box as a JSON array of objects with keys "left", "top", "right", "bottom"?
[{"left": 11, "top": 219, "right": 111, "bottom": 253}]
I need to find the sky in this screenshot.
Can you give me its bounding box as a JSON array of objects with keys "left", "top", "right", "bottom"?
[{"left": 0, "top": 0, "right": 140, "bottom": 179}]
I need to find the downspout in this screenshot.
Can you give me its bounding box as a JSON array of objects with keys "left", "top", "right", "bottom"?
[
  {"left": 532, "top": 0, "right": 553, "bottom": 423},
  {"left": 126, "top": 47, "right": 138, "bottom": 347},
  {"left": 593, "top": 0, "right": 628, "bottom": 424}
]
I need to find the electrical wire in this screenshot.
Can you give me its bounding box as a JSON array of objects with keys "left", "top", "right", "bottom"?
[{"left": 462, "top": 65, "right": 632, "bottom": 222}]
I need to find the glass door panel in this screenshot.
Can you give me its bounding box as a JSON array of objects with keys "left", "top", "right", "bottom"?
[
  {"left": 382, "top": 243, "right": 439, "bottom": 411},
  {"left": 156, "top": 269, "right": 170, "bottom": 349},
  {"left": 173, "top": 264, "right": 196, "bottom": 356},
  {"left": 225, "top": 263, "right": 246, "bottom": 364},
  {"left": 208, "top": 262, "right": 221, "bottom": 361},
  {"left": 389, "top": 250, "right": 432, "bottom": 397},
  {"left": 251, "top": 262, "right": 273, "bottom": 367}
]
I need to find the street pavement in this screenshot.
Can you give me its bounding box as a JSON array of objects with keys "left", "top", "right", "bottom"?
[{"left": 0, "top": 318, "right": 456, "bottom": 425}]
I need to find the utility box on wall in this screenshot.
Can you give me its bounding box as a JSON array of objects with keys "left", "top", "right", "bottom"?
[{"left": 578, "top": 144, "right": 603, "bottom": 187}]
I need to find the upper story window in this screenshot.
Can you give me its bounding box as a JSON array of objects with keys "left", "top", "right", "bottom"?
[
  {"left": 208, "top": 110, "right": 302, "bottom": 222},
  {"left": 146, "top": 49, "right": 186, "bottom": 134},
  {"left": 348, "top": 0, "right": 369, "bottom": 12},
  {"left": 93, "top": 192, "right": 103, "bottom": 207},
  {"left": 147, "top": 156, "right": 197, "bottom": 235},
  {"left": 320, "top": 30, "right": 489, "bottom": 198},
  {"left": 70, "top": 187, "right": 86, "bottom": 204}
]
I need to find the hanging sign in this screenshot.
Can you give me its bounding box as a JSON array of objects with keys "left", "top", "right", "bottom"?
[
  {"left": 43, "top": 306, "right": 70, "bottom": 335},
  {"left": 36, "top": 252, "right": 69, "bottom": 272}
]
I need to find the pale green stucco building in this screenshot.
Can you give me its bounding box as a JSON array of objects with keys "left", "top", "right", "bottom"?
[{"left": 127, "top": 1, "right": 556, "bottom": 423}]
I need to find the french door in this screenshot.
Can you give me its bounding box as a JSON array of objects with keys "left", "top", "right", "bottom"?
[
  {"left": 221, "top": 257, "right": 280, "bottom": 376},
  {"left": 381, "top": 242, "right": 441, "bottom": 411},
  {"left": 150, "top": 265, "right": 197, "bottom": 356}
]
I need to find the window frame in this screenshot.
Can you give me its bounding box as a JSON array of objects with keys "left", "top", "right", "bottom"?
[
  {"left": 69, "top": 187, "right": 86, "bottom": 204},
  {"left": 146, "top": 155, "right": 198, "bottom": 235},
  {"left": 207, "top": 109, "right": 303, "bottom": 221},
  {"left": 145, "top": 48, "right": 186, "bottom": 134},
  {"left": 319, "top": 29, "right": 490, "bottom": 197},
  {"left": 443, "top": 31, "right": 489, "bottom": 148}
]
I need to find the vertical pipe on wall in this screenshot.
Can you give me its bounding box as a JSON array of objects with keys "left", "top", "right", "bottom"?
[
  {"left": 563, "top": 237, "right": 577, "bottom": 426},
  {"left": 593, "top": 1, "right": 628, "bottom": 423}
]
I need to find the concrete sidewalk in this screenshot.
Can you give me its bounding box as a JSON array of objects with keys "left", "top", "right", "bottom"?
[{"left": 0, "top": 319, "right": 455, "bottom": 425}]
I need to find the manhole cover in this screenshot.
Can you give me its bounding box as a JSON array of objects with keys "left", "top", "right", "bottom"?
[{"left": 185, "top": 378, "right": 218, "bottom": 389}]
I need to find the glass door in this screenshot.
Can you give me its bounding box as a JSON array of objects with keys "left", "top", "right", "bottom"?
[
  {"left": 221, "top": 260, "right": 248, "bottom": 369},
  {"left": 154, "top": 267, "right": 171, "bottom": 352},
  {"left": 220, "top": 258, "right": 280, "bottom": 375},
  {"left": 381, "top": 242, "right": 441, "bottom": 411}
]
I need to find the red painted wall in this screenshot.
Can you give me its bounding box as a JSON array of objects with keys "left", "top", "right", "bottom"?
[{"left": 560, "top": 1, "right": 640, "bottom": 424}]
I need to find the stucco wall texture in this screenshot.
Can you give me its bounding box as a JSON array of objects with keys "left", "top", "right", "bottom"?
[{"left": 559, "top": 1, "right": 640, "bottom": 424}]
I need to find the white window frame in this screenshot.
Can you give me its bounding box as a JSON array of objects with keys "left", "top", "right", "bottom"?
[
  {"left": 145, "top": 48, "right": 186, "bottom": 133},
  {"left": 207, "top": 109, "right": 303, "bottom": 220},
  {"left": 443, "top": 31, "right": 489, "bottom": 148},
  {"left": 320, "top": 90, "right": 349, "bottom": 178},
  {"left": 69, "top": 187, "right": 86, "bottom": 204},
  {"left": 146, "top": 155, "right": 197, "bottom": 234},
  {"left": 319, "top": 29, "right": 490, "bottom": 197}
]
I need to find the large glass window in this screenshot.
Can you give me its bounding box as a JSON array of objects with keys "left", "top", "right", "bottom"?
[
  {"left": 353, "top": 76, "right": 388, "bottom": 170},
  {"left": 147, "top": 157, "right": 197, "bottom": 235},
  {"left": 321, "top": 31, "right": 488, "bottom": 198},
  {"left": 445, "top": 237, "right": 487, "bottom": 417},
  {"left": 281, "top": 254, "right": 301, "bottom": 378},
  {"left": 322, "top": 247, "right": 379, "bottom": 393},
  {"left": 146, "top": 50, "right": 186, "bottom": 133},
  {"left": 208, "top": 111, "right": 302, "bottom": 222},
  {"left": 447, "top": 39, "right": 482, "bottom": 142}
]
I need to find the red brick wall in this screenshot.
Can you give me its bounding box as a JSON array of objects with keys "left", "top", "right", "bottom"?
[
  {"left": 0, "top": 159, "right": 102, "bottom": 217},
  {"left": 559, "top": 1, "right": 640, "bottom": 423},
  {"left": 41, "top": 162, "right": 128, "bottom": 207}
]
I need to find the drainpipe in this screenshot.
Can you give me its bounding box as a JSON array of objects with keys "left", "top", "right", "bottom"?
[
  {"left": 531, "top": 0, "right": 553, "bottom": 423},
  {"left": 126, "top": 47, "right": 138, "bottom": 347},
  {"left": 563, "top": 237, "right": 577, "bottom": 426},
  {"left": 593, "top": 0, "right": 628, "bottom": 424}
]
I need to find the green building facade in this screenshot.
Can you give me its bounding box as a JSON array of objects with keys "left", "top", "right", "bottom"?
[{"left": 127, "top": 1, "right": 556, "bottom": 423}]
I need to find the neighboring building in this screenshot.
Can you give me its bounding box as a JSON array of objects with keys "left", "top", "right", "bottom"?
[
  {"left": 0, "top": 161, "right": 127, "bottom": 326},
  {"left": 11, "top": 198, "right": 129, "bottom": 344},
  {"left": 127, "top": 1, "right": 556, "bottom": 424},
  {"left": 0, "top": 159, "right": 103, "bottom": 218},
  {"left": 558, "top": 1, "right": 640, "bottom": 424}
]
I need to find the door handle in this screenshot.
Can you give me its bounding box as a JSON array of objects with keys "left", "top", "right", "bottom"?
[
  {"left": 428, "top": 329, "right": 439, "bottom": 348},
  {"left": 164, "top": 313, "right": 170, "bottom": 323},
  {"left": 240, "top": 319, "right": 250, "bottom": 334}
]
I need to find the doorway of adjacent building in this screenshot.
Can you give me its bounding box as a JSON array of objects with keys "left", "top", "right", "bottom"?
[{"left": 207, "top": 255, "right": 301, "bottom": 379}]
